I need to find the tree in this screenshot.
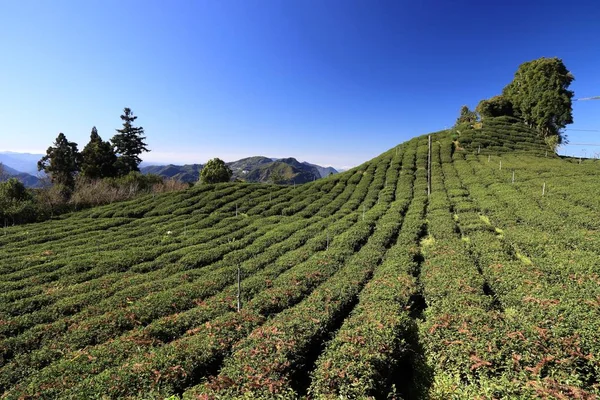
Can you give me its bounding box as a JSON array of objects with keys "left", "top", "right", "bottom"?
[
  {"left": 269, "top": 170, "right": 284, "bottom": 184},
  {"left": 111, "top": 108, "right": 149, "bottom": 175},
  {"left": 502, "top": 57, "right": 574, "bottom": 142},
  {"left": 476, "top": 95, "right": 514, "bottom": 119},
  {"left": 37, "top": 133, "right": 81, "bottom": 189},
  {"left": 455, "top": 105, "right": 477, "bottom": 126},
  {"left": 80, "top": 127, "right": 117, "bottom": 179},
  {"left": 200, "top": 158, "right": 232, "bottom": 184}
]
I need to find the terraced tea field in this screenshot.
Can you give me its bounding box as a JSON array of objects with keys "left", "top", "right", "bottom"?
[{"left": 1, "top": 119, "right": 599, "bottom": 399}]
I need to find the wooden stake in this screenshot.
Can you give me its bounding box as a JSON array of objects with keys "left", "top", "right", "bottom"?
[
  {"left": 427, "top": 135, "right": 432, "bottom": 197},
  {"left": 237, "top": 265, "right": 242, "bottom": 312},
  {"left": 499, "top": 160, "right": 502, "bottom": 170},
  {"left": 542, "top": 182, "right": 546, "bottom": 196},
  {"left": 512, "top": 171, "right": 515, "bottom": 184}
]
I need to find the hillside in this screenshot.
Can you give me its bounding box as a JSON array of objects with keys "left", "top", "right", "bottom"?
[
  {"left": 141, "top": 157, "right": 337, "bottom": 184},
  {"left": 0, "top": 164, "right": 41, "bottom": 187},
  {"left": 1, "top": 119, "right": 599, "bottom": 399}
]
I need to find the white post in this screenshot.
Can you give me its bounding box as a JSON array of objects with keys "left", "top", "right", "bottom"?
[
  {"left": 499, "top": 160, "right": 502, "bottom": 170},
  {"left": 488, "top": 155, "right": 491, "bottom": 163},
  {"left": 362, "top": 205, "right": 365, "bottom": 221},
  {"left": 478, "top": 145, "right": 481, "bottom": 154},
  {"left": 237, "top": 265, "right": 241, "bottom": 312},
  {"left": 512, "top": 171, "right": 515, "bottom": 184},
  {"left": 542, "top": 182, "right": 546, "bottom": 196}
]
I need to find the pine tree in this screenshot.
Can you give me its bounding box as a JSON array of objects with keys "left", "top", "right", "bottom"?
[
  {"left": 37, "top": 133, "right": 81, "bottom": 189},
  {"left": 111, "top": 108, "right": 149, "bottom": 175},
  {"left": 80, "top": 127, "right": 118, "bottom": 179}
]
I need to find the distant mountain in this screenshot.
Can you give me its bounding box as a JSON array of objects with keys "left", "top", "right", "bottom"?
[
  {"left": 302, "top": 162, "right": 338, "bottom": 178},
  {"left": 140, "top": 164, "right": 203, "bottom": 183},
  {"left": 0, "top": 163, "right": 42, "bottom": 187},
  {"left": 0, "top": 152, "right": 44, "bottom": 175},
  {"left": 141, "top": 156, "right": 338, "bottom": 184},
  {"left": 245, "top": 160, "right": 317, "bottom": 184}
]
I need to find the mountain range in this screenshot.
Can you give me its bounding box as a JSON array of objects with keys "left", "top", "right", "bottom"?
[
  {"left": 0, "top": 152, "right": 338, "bottom": 187},
  {"left": 140, "top": 156, "right": 338, "bottom": 184}
]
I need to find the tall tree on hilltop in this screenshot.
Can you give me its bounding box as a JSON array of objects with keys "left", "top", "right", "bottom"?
[
  {"left": 476, "top": 95, "right": 514, "bottom": 119},
  {"left": 502, "top": 57, "right": 574, "bottom": 144},
  {"left": 37, "top": 133, "right": 81, "bottom": 189},
  {"left": 112, "top": 108, "right": 149, "bottom": 175},
  {"left": 80, "top": 127, "right": 117, "bottom": 179}
]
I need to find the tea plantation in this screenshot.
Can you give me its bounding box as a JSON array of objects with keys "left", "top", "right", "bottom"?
[{"left": 1, "top": 118, "right": 599, "bottom": 399}]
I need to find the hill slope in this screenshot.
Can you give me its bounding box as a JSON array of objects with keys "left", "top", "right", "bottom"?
[{"left": 1, "top": 120, "right": 599, "bottom": 399}]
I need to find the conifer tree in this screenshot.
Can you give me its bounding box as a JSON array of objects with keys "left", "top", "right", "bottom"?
[
  {"left": 37, "top": 133, "right": 81, "bottom": 189},
  {"left": 80, "top": 127, "right": 117, "bottom": 179},
  {"left": 111, "top": 108, "right": 149, "bottom": 175}
]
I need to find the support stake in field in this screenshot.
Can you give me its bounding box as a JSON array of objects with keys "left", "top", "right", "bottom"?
[
  {"left": 488, "top": 155, "right": 491, "bottom": 163},
  {"left": 499, "top": 160, "right": 502, "bottom": 170},
  {"left": 427, "top": 135, "right": 432, "bottom": 197},
  {"left": 237, "top": 265, "right": 242, "bottom": 312},
  {"left": 542, "top": 182, "right": 546, "bottom": 196}
]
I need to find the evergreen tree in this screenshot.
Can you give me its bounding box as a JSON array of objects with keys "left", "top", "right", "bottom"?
[
  {"left": 503, "top": 57, "right": 574, "bottom": 142},
  {"left": 37, "top": 133, "right": 81, "bottom": 189},
  {"left": 111, "top": 108, "right": 149, "bottom": 175},
  {"left": 200, "top": 158, "right": 233, "bottom": 184},
  {"left": 455, "top": 105, "right": 477, "bottom": 125},
  {"left": 80, "top": 127, "right": 117, "bottom": 179}
]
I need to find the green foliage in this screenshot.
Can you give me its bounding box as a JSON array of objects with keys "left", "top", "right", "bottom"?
[
  {"left": 476, "top": 95, "right": 514, "bottom": 119},
  {"left": 80, "top": 127, "right": 117, "bottom": 179},
  {"left": 199, "top": 158, "right": 232, "bottom": 184},
  {"left": 2, "top": 131, "right": 600, "bottom": 399},
  {"left": 0, "top": 178, "right": 28, "bottom": 202},
  {"left": 503, "top": 57, "right": 574, "bottom": 141},
  {"left": 111, "top": 108, "right": 149, "bottom": 175},
  {"left": 37, "top": 133, "right": 81, "bottom": 188},
  {"left": 455, "top": 105, "right": 477, "bottom": 126}
]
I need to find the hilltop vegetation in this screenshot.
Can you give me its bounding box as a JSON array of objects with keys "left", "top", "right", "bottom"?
[{"left": 1, "top": 116, "right": 599, "bottom": 398}]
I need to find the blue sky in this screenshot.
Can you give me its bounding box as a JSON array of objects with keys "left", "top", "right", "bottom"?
[{"left": 1, "top": 0, "right": 599, "bottom": 168}]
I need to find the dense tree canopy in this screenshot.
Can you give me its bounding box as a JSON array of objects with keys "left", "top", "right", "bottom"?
[
  {"left": 200, "top": 158, "right": 232, "bottom": 184},
  {"left": 37, "top": 133, "right": 81, "bottom": 188},
  {"left": 476, "top": 95, "right": 514, "bottom": 119},
  {"left": 502, "top": 57, "right": 574, "bottom": 142},
  {"left": 80, "top": 127, "right": 117, "bottom": 179},
  {"left": 112, "top": 108, "right": 149, "bottom": 175}
]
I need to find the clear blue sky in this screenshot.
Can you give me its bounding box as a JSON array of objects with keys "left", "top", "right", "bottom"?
[{"left": 1, "top": 0, "right": 599, "bottom": 168}]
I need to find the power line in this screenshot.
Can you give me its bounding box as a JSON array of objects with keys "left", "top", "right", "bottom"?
[
  {"left": 565, "top": 129, "right": 600, "bottom": 132},
  {"left": 574, "top": 96, "right": 600, "bottom": 101},
  {"left": 561, "top": 143, "right": 600, "bottom": 146}
]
